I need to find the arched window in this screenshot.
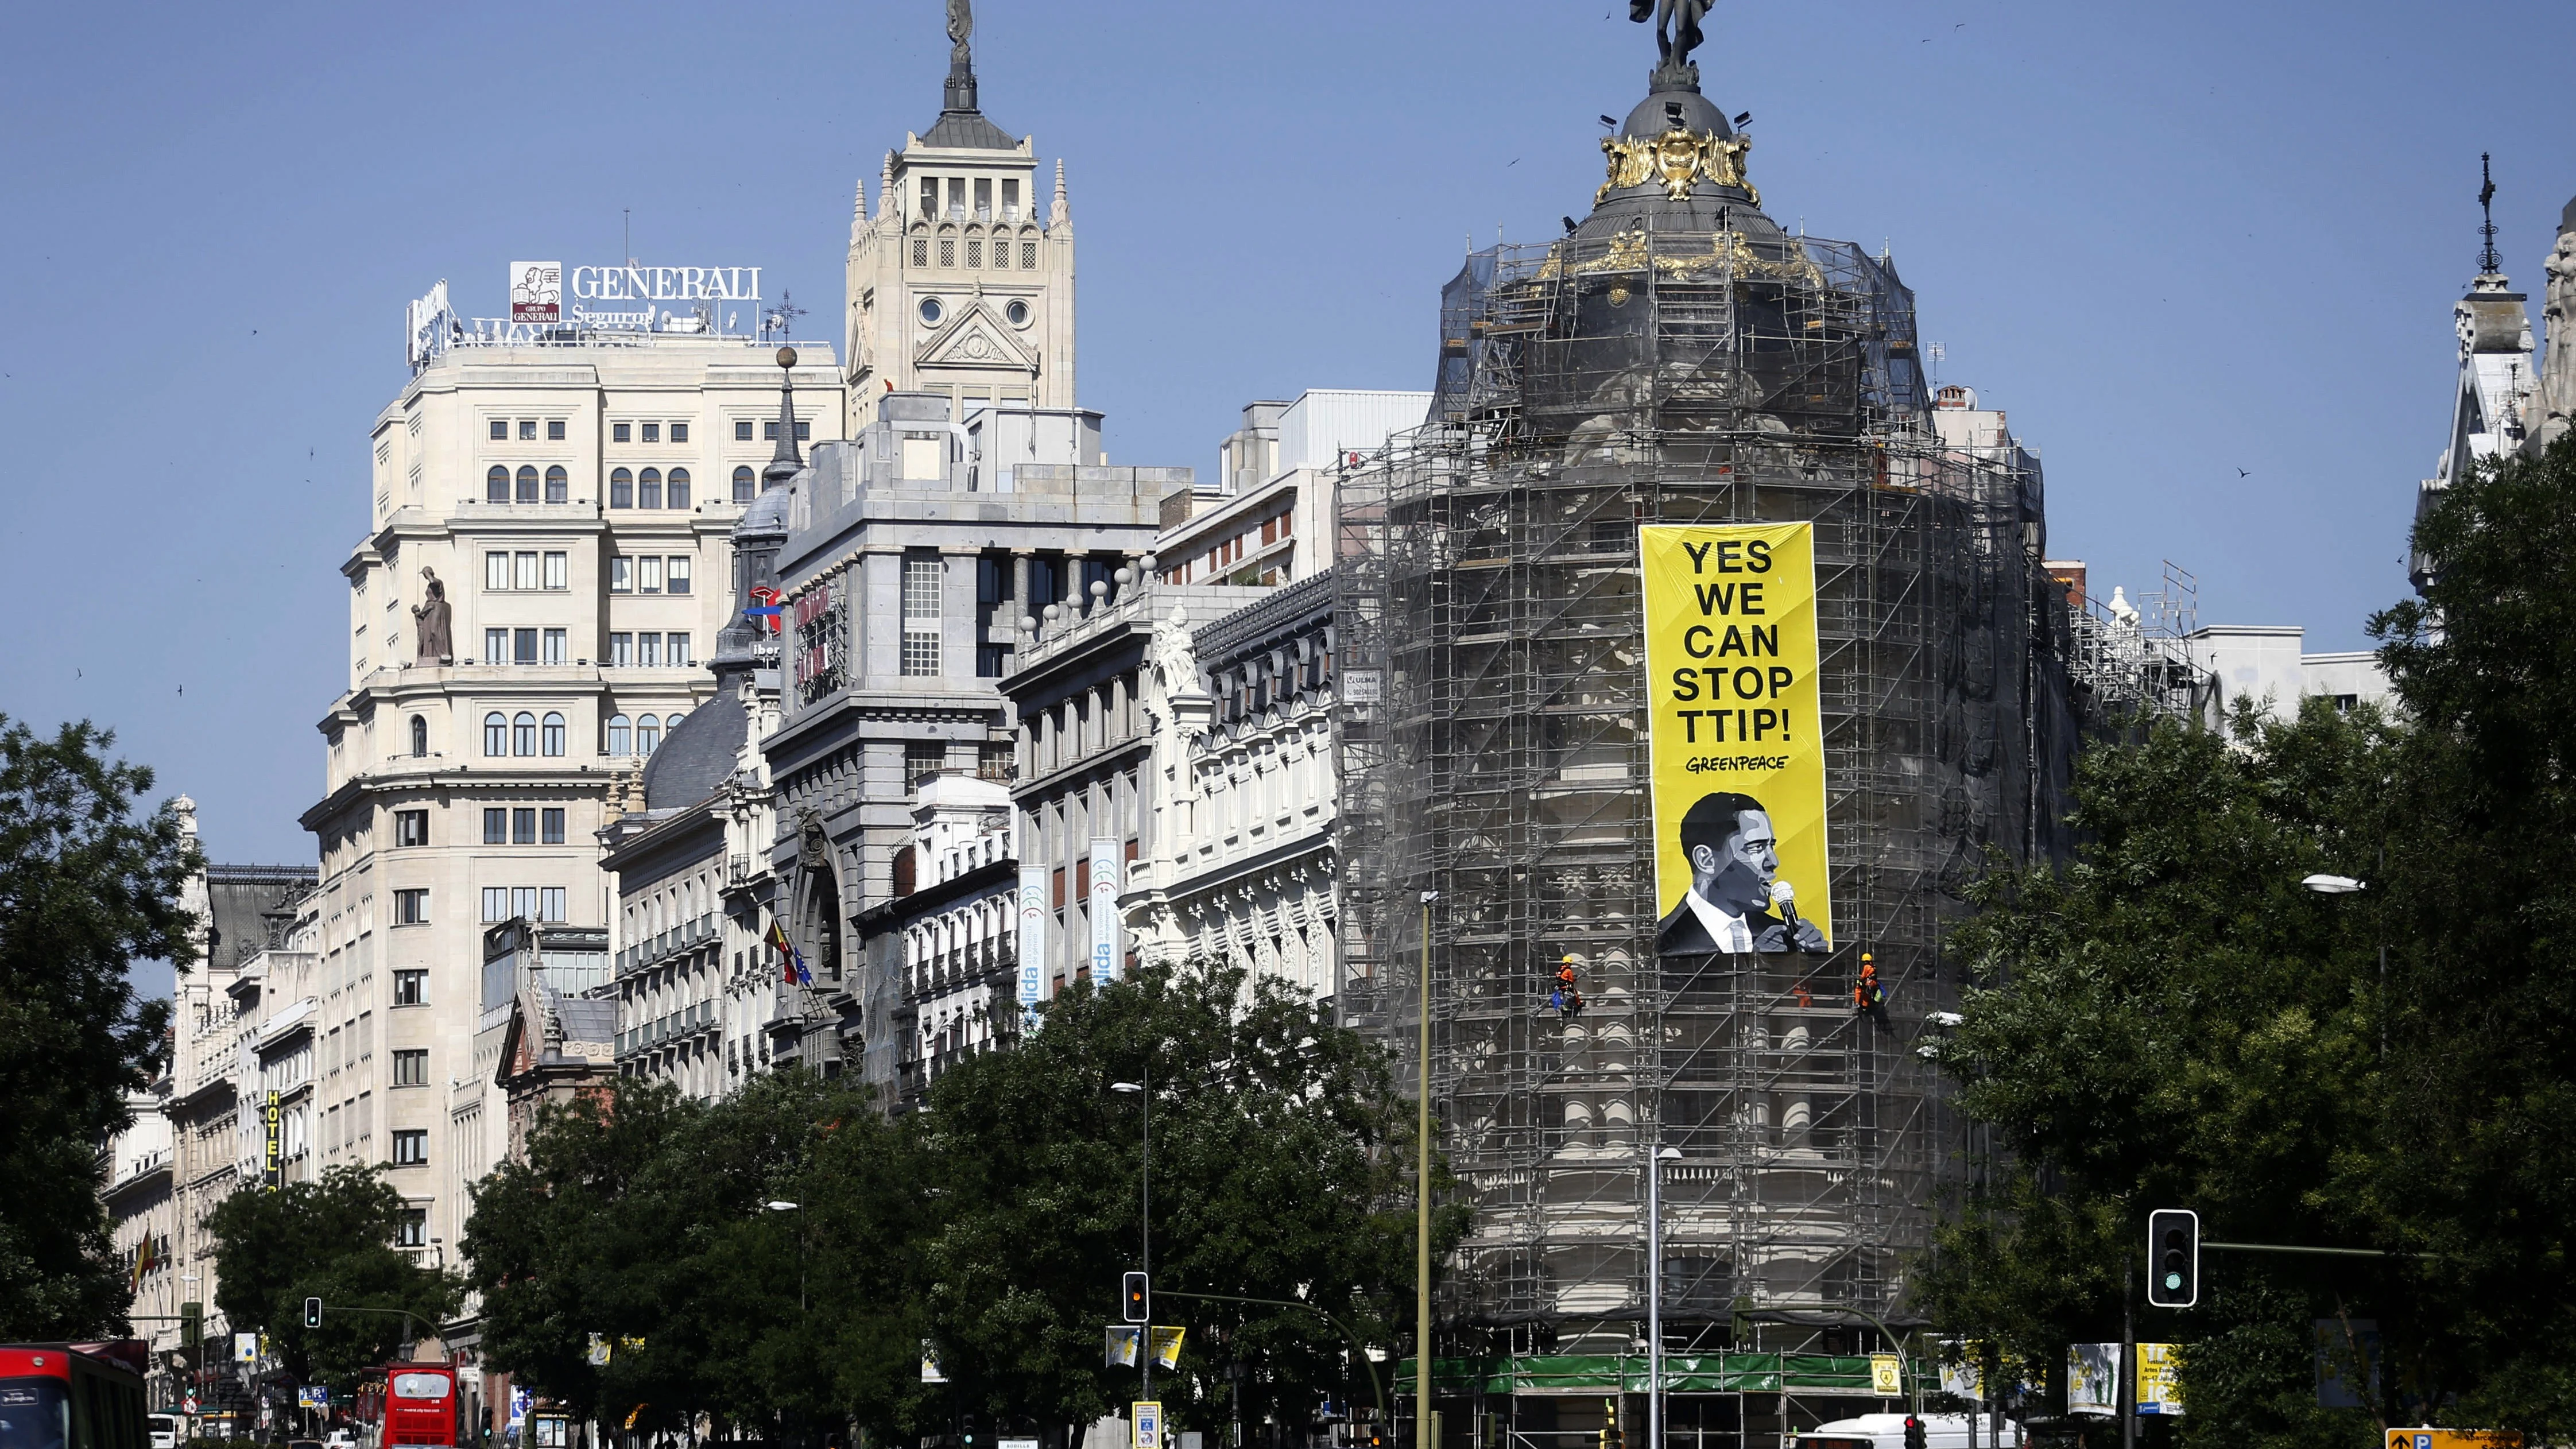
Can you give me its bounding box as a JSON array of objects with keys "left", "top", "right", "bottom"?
[
  {"left": 541, "top": 712, "right": 566, "bottom": 757},
  {"left": 409, "top": 715, "right": 427, "bottom": 756},
  {"left": 486, "top": 466, "right": 509, "bottom": 503},
  {"left": 663, "top": 709, "right": 686, "bottom": 738},
  {"left": 667, "top": 467, "right": 690, "bottom": 510},
  {"left": 636, "top": 714, "right": 663, "bottom": 756},
  {"left": 544, "top": 464, "right": 568, "bottom": 504},
  {"left": 483, "top": 712, "right": 508, "bottom": 756},
  {"left": 514, "top": 465, "right": 539, "bottom": 503},
  {"left": 610, "top": 467, "right": 633, "bottom": 509},
  {"left": 513, "top": 711, "right": 537, "bottom": 756},
  {"left": 607, "top": 715, "right": 632, "bottom": 756},
  {"left": 733, "top": 465, "right": 756, "bottom": 503},
  {"left": 638, "top": 467, "right": 663, "bottom": 510}
]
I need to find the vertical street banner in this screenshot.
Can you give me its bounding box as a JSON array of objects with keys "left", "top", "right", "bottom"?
[
  {"left": 262, "top": 1090, "right": 282, "bottom": 1190},
  {"left": 1017, "top": 865, "right": 1048, "bottom": 1022},
  {"left": 1090, "top": 837, "right": 1123, "bottom": 982},
  {"left": 1640, "top": 524, "right": 1833, "bottom": 953}
]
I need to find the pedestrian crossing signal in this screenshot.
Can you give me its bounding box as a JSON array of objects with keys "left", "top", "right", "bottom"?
[{"left": 2145, "top": 1208, "right": 2198, "bottom": 1308}]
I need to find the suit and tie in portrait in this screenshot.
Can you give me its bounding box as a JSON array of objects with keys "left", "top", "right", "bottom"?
[{"left": 1655, "top": 790, "right": 1828, "bottom": 956}]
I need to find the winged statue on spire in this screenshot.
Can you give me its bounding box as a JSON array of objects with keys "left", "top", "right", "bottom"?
[{"left": 1631, "top": 0, "right": 1714, "bottom": 84}]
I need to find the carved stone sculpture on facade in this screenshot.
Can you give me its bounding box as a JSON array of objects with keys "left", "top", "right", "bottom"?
[
  {"left": 2536, "top": 219, "right": 2576, "bottom": 454},
  {"left": 411, "top": 569, "right": 453, "bottom": 664}
]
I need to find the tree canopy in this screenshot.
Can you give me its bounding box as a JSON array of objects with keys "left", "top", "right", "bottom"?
[
  {"left": 0, "top": 718, "right": 200, "bottom": 1339},
  {"left": 1922, "top": 431, "right": 2576, "bottom": 1447},
  {"left": 204, "top": 1166, "right": 461, "bottom": 1388},
  {"left": 464, "top": 959, "right": 1451, "bottom": 1445}
]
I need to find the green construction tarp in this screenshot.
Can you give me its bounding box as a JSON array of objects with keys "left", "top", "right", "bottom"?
[{"left": 1389, "top": 1354, "right": 1939, "bottom": 1397}]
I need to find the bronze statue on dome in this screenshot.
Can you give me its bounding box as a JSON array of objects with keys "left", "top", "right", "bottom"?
[{"left": 1632, "top": 0, "right": 1715, "bottom": 87}]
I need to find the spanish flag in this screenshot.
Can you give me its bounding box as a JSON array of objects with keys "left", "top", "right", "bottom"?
[{"left": 766, "top": 921, "right": 809, "bottom": 986}]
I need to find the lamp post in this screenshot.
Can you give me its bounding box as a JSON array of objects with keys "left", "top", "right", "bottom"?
[
  {"left": 1645, "top": 1145, "right": 1680, "bottom": 1449},
  {"left": 1111, "top": 1074, "right": 1153, "bottom": 1402},
  {"left": 1416, "top": 890, "right": 1438, "bottom": 1449},
  {"left": 2302, "top": 873, "right": 2383, "bottom": 1056},
  {"left": 766, "top": 1201, "right": 804, "bottom": 1311}
]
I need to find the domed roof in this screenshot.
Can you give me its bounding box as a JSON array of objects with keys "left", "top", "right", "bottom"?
[{"left": 639, "top": 683, "right": 747, "bottom": 811}]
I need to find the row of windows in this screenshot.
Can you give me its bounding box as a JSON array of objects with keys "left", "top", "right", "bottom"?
[
  {"left": 738, "top": 420, "right": 811, "bottom": 443},
  {"left": 912, "top": 234, "right": 1041, "bottom": 270},
  {"left": 485, "top": 885, "right": 568, "bottom": 923},
  {"left": 609, "top": 633, "right": 694, "bottom": 668},
  {"left": 610, "top": 467, "right": 691, "bottom": 509},
  {"left": 613, "top": 421, "right": 689, "bottom": 444},
  {"left": 468, "top": 705, "right": 689, "bottom": 758},
  {"left": 484, "top": 464, "right": 772, "bottom": 507},
  {"left": 483, "top": 807, "right": 568, "bottom": 845},
  {"left": 606, "top": 712, "right": 679, "bottom": 756},
  {"left": 487, "top": 551, "right": 570, "bottom": 591},
  {"left": 489, "top": 465, "right": 570, "bottom": 504},
  {"left": 485, "top": 711, "right": 569, "bottom": 756},
  {"left": 484, "top": 628, "right": 569, "bottom": 667},
  {"left": 610, "top": 556, "right": 692, "bottom": 593},
  {"left": 919, "top": 174, "right": 1024, "bottom": 221},
  {"left": 492, "top": 419, "right": 568, "bottom": 441}
]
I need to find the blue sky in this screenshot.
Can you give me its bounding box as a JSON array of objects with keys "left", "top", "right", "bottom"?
[{"left": 3, "top": 0, "right": 2572, "bottom": 873}]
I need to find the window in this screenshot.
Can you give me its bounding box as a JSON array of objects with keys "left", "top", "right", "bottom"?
[
  {"left": 641, "top": 421, "right": 661, "bottom": 444},
  {"left": 667, "top": 556, "right": 692, "bottom": 594},
  {"left": 762, "top": 420, "right": 777, "bottom": 441},
  {"left": 395, "top": 809, "right": 428, "bottom": 846},
  {"left": 639, "top": 557, "right": 663, "bottom": 593},
  {"left": 735, "top": 420, "right": 754, "bottom": 441},
  {"left": 483, "top": 886, "right": 509, "bottom": 922},
  {"left": 665, "top": 633, "right": 692, "bottom": 667},
  {"left": 483, "top": 712, "right": 508, "bottom": 756},
  {"left": 543, "top": 551, "right": 567, "bottom": 590},
  {"left": 518, "top": 419, "right": 537, "bottom": 441},
  {"left": 667, "top": 467, "right": 690, "bottom": 509},
  {"left": 408, "top": 715, "right": 428, "bottom": 756},
  {"left": 939, "top": 237, "right": 956, "bottom": 268},
  {"left": 639, "top": 467, "right": 663, "bottom": 509},
  {"left": 486, "top": 465, "right": 509, "bottom": 503},
  {"left": 1021, "top": 240, "right": 1037, "bottom": 268},
  {"left": 486, "top": 552, "right": 509, "bottom": 591},
  {"left": 392, "top": 1130, "right": 428, "bottom": 1166},
  {"left": 514, "top": 886, "right": 538, "bottom": 920},
  {"left": 394, "top": 889, "right": 428, "bottom": 924},
  {"left": 541, "top": 808, "right": 565, "bottom": 844},
  {"left": 397, "top": 1207, "right": 427, "bottom": 1246},
  {"left": 610, "top": 557, "right": 632, "bottom": 593},
  {"left": 514, "top": 711, "right": 537, "bottom": 754},
  {"left": 671, "top": 422, "right": 689, "bottom": 444},
  {"left": 513, "top": 808, "right": 537, "bottom": 845},
  {"left": 610, "top": 632, "right": 633, "bottom": 667},
  {"left": 734, "top": 465, "right": 756, "bottom": 502},
  {"left": 489, "top": 419, "right": 508, "bottom": 441},
  {"left": 541, "top": 887, "right": 567, "bottom": 922},
  {"left": 905, "top": 740, "right": 944, "bottom": 785},
  {"left": 545, "top": 464, "right": 568, "bottom": 503},
  {"left": 901, "top": 554, "right": 941, "bottom": 677},
  {"left": 548, "top": 419, "right": 566, "bottom": 441},
  {"left": 607, "top": 714, "right": 632, "bottom": 756},
  {"left": 664, "top": 708, "right": 686, "bottom": 735},
  {"left": 610, "top": 467, "right": 633, "bottom": 509},
  {"left": 393, "top": 1049, "right": 428, "bottom": 1087},
  {"left": 393, "top": 970, "right": 427, "bottom": 1006},
  {"left": 543, "top": 629, "right": 567, "bottom": 665},
  {"left": 913, "top": 235, "right": 929, "bottom": 267},
  {"left": 515, "top": 552, "right": 539, "bottom": 590},
  {"left": 483, "top": 624, "right": 507, "bottom": 657},
  {"left": 967, "top": 238, "right": 982, "bottom": 269},
  {"left": 637, "top": 714, "right": 663, "bottom": 755},
  {"left": 637, "top": 632, "right": 661, "bottom": 668},
  {"left": 483, "top": 808, "right": 508, "bottom": 845},
  {"left": 541, "top": 711, "right": 565, "bottom": 756},
  {"left": 516, "top": 465, "right": 539, "bottom": 503},
  {"left": 613, "top": 422, "right": 632, "bottom": 443},
  {"left": 513, "top": 629, "right": 538, "bottom": 666},
  {"left": 798, "top": 420, "right": 810, "bottom": 440}
]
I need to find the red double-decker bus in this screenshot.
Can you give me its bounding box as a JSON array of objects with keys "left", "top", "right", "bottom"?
[
  {"left": 378, "top": 1362, "right": 459, "bottom": 1449},
  {"left": 0, "top": 1342, "right": 149, "bottom": 1449}
]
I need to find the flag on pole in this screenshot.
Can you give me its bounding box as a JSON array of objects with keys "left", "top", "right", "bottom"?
[{"left": 767, "top": 920, "right": 809, "bottom": 986}]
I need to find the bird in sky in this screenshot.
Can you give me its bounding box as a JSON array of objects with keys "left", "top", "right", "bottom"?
[{"left": 2236, "top": 467, "right": 2252, "bottom": 477}]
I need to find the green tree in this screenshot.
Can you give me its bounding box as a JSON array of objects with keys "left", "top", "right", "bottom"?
[
  {"left": 204, "top": 1166, "right": 460, "bottom": 1388},
  {"left": 0, "top": 718, "right": 201, "bottom": 1339},
  {"left": 923, "top": 959, "right": 1456, "bottom": 1446}
]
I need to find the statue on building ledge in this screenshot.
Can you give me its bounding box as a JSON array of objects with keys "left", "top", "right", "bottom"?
[
  {"left": 1632, "top": 0, "right": 1715, "bottom": 90},
  {"left": 411, "top": 569, "right": 452, "bottom": 664}
]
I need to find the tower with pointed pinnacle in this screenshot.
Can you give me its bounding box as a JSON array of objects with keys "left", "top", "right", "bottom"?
[{"left": 843, "top": 5, "right": 1076, "bottom": 431}]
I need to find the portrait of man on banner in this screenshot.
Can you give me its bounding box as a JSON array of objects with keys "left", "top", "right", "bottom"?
[{"left": 1656, "top": 789, "right": 1826, "bottom": 955}]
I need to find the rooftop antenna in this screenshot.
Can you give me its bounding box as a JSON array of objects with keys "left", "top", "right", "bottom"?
[
  {"left": 624, "top": 208, "right": 633, "bottom": 267},
  {"left": 766, "top": 289, "right": 806, "bottom": 340},
  {"left": 2478, "top": 153, "right": 2501, "bottom": 274}
]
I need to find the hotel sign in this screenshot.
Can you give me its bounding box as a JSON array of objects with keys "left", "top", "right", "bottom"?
[{"left": 568, "top": 264, "right": 764, "bottom": 303}]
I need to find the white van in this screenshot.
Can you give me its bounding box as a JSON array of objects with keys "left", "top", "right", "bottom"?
[
  {"left": 148, "top": 1415, "right": 179, "bottom": 1449},
  {"left": 1795, "top": 1413, "right": 2024, "bottom": 1449}
]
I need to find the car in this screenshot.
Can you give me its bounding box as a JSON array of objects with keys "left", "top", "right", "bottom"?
[
  {"left": 1795, "top": 1414, "right": 2024, "bottom": 1449},
  {"left": 324, "top": 1431, "right": 358, "bottom": 1449},
  {"left": 149, "top": 1415, "right": 179, "bottom": 1449}
]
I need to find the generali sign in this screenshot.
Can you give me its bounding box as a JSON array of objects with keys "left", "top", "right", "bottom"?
[{"left": 568, "top": 264, "right": 764, "bottom": 302}]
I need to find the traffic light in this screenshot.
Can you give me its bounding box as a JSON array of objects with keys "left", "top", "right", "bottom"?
[
  {"left": 1902, "top": 1416, "right": 1927, "bottom": 1449},
  {"left": 2145, "top": 1208, "right": 2199, "bottom": 1308},
  {"left": 1121, "top": 1272, "right": 1150, "bottom": 1324},
  {"left": 180, "top": 1301, "right": 204, "bottom": 1349},
  {"left": 303, "top": 1297, "right": 323, "bottom": 1329}
]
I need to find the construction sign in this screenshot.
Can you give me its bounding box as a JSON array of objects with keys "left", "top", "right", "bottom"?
[{"left": 1640, "top": 524, "right": 1833, "bottom": 953}]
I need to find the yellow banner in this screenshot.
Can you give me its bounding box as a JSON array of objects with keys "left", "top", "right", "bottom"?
[{"left": 1640, "top": 523, "right": 1833, "bottom": 954}]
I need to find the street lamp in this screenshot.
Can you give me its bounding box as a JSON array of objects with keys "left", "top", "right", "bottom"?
[
  {"left": 2302, "top": 874, "right": 2365, "bottom": 894},
  {"left": 1646, "top": 1145, "right": 1681, "bottom": 1449},
  {"left": 766, "top": 1202, "right": 805, "bottom": 1311},
  {"left": 2303, "top": 873, "right": 2385, "bottom": 1056},
  {"left": 1111, "top": 1077, "right": 1152, "bottom": 1403}
]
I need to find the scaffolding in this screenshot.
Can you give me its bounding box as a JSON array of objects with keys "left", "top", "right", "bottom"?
[{"left": 1334, "top": 212, "right": 2083, "bottom": 1448}]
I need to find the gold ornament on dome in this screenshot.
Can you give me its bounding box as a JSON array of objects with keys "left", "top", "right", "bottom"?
[{"left": 1597, "top": 127, "right": 1757, "bottom": 207}]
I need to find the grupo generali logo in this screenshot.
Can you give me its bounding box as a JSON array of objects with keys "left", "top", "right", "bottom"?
[{"left": 509, "top": 262, "right": 561, "bottom": 322}]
